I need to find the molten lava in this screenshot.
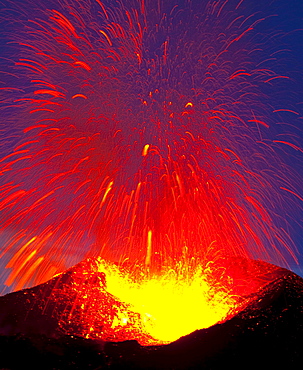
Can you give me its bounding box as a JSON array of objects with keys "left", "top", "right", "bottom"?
[
  {"left": 44, "top": 257, "right": 278, "bottom": 346},
  {"left": 95, "top": 260, "right": 237, "bottom": 344}
]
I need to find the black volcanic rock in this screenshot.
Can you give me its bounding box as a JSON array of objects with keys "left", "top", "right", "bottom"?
[
  {"left": 102, "top": 271, "right": 303, "bottom": 369},
  {"left": 0, "top": 258, "right": 302, "bottom": 369},
  {"left": 0, "top": 258, "right": 108, "bottom": 338}
]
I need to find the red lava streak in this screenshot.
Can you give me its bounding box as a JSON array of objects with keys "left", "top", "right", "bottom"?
[{"left": 0, "top": 0, "right": 302, "bottom": 342}]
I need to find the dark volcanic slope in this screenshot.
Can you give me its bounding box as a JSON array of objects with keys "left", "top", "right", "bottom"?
[{"left": 0, "top": 259, "right": 302, "bottom": 369}]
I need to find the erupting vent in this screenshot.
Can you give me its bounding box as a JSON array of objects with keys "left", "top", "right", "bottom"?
[
  {"left": 12, "top": 256, "right": 275, "bottom": 346},
  {"left": 59, "top": 259, "right": 238, "bottom": 345}
]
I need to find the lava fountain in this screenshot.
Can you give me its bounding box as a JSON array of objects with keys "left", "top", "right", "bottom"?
[{"left": 0, "top": 0, "right": 302, "bottom": 346}]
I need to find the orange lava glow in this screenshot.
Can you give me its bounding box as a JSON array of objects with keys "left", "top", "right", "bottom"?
[
  {"left": 98, "top": 261, "right": 237, "bottom": 344},
  {"left": 57, "top": 259, "right": 241, "bottom": 346}
]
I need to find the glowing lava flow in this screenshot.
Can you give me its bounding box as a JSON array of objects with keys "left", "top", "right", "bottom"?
[
  {"left": 47, "top": 257, "right": 278, "bottom": 346},
  {"left": 96, "top": 261, "right": 237, "bottom": 344},
  {"left": 52, "top": 258, "right": 242, "bottom": 345}
]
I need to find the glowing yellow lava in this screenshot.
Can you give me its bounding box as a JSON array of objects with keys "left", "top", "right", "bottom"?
[{"left": 97, "top": 260, "right": 237, "bottom": 344}]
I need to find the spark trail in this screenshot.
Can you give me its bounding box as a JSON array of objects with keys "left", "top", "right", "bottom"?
[{"left": 0, "top": 0, "right": 302, "bottom": 298}]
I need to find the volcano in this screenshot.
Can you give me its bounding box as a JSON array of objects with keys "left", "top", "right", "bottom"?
[{"left": 0, "top": 257, "right": 302, "bottom": 369}]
